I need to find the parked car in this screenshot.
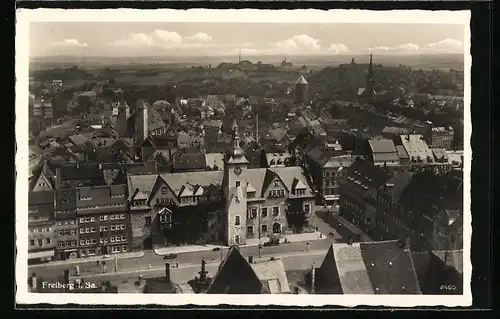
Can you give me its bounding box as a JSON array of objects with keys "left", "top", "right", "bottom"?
[
  {"left": 212, "top": 247, "right": 221, "bottom": 252},
  {"left": 163, "top": 253, "right": 177, "bottom": 260}
]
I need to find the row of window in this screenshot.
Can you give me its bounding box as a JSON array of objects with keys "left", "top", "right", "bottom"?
[
  {"left": 56, "top": 220, "right": 76, "bottom": 226},
  {"left": 57, "top": 230, "right": 77, "bottom": 236},
  {"left": 58, "top": 240, "right": 77, "bottom": 248},
  {"left": 80, "top": 235, "right": 127, "bottom": 246},
  {"left": 268, "top": 189, "right": 285, "bottom": 198},
  {"left": 78, "top": 204, "right": 126, "bottom": 210},
  {"left": 79, "top": 224, "right": 127, "bottom": 234},
  {"left": 29, "top": 238, "right": 52, "bottom": 247},
  {"left": 79, "top": 214, "right": 126, "bottom": 224},
  {"left": 28, "top": 216, "right": 50, "bottom": 222},
  {"left": 247, "top": 224, "right": 274, "bottom": 234},
  {"left": 29, "top": 227, "right": 52, "bottom": 233}
]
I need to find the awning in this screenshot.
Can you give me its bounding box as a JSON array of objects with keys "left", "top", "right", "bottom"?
[
  {"left": 324, "top": 195, "right": 340, "bottom": 200},
  {"left": 28, "top": 250, "right": 55, "bottom": 260}
]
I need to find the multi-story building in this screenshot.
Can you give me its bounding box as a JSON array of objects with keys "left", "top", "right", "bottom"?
[
  {"left": 76, "top": 185, "right": 129, "bottom": 257},
  {"left": 304, "top": 148, "right": 354, "bottom": 207},
  {"left": 127, "top": 121, "right": 316, "bottom": 247},
  {"left": 54, "top": 189, "right": 79, "bottom": 260},
  {"left": 367, "top": 139, "right": 400, "bottom": 172},
  {"left": 339, "top": 158, "right": 463, "bottom": 251},
  {"left": 425, "top": 126, "right": 455, "bottom": 150},
  {"left": 28, "top": 191, "right": 56, "bottom": 262}
]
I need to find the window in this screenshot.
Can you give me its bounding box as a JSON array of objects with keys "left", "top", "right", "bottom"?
[
  {"left": 111, "top": 225, "right": 115, "bottom": 231},
  {"left": 120, "top": 214, "right": 126, "bottom": 220},
  {"left": 69, "top": 220, "right": 75, "bottom": 225},
  {"left": 272, "top": 207, "right": 279, "bottom": 217},
  {"left": 247, "top": 226, "right": 254, "bottom": 235},
  {"left": 85, "top": 239, "right": 90, "bottom": 245},
  {"left": 85, "top": 228, "right": 90, "bottom": 233},
  {"left": 100, "top": 226, "right": 105, "bottom": 232},
  {"left": 80, "top": 240, "right": 85, "bottom": 246},
  {"left": 304, "top": 204, "right": 311, "bottom": 214},
  {"left": 325, "top": 179, "right": 330, "bottom": 187},
  {"left": 79, "top": 218, "right": 85, "bottom": 223},
  {"left": 91, "top": 227, "right": 96, "bottom": 233},
  {"left": 268, "top": 190, "right": 272, "bottom": 197},
  {"left": 250, "top": 208, "right": 257, "bottom": 219},
  {"left": 145, "top": 217, "right": 151, "bottom": 225},
  {"left": 58, "top": 242, "right": 64, "bottom": 248},
  {"left": 273, "top": 180, "right": 279, "bottom": 187},
  {"left": 88, "top": 249, "right": 96, "bottom": 255},
  {"left": 235, "top": 215, "right": 241, "bottom": 226},
  {"left": 110, "top": 237, "right": 115, "bottom": 243},
  {"left": 46, "top": 238, "right": 51, "bottom": 245},
  {"left": 90, "top": 217, "right": 95, "bottom": 222},
  {"left": 121, "top": 225, "right": 126, "bottom": 230},
  {"left": 30, "top": 239, "right": 35, "bottom": 246},
  {"left": 57, "top": 221, "right": 63, "bottom": 226},
  {"left": 121, "top": 235, "right": 126, "bottom": 241},
  {"left": 236, "top": 181, "right": 240, "bottom": 187},
  {"left": 103, "top": 215, "right": 108, "bottom": 221},
  {"left": 261, "top": 224, "right": 268, "bottom": 232},
  {"left": 100, "top": 216, "right": 105, "bottom": 221},
  {"left": 103, "top": 226, "right": 108, "bottom": 231},
  {"left": 92, "top": 239, "right": 97, "bottom": 244},
  {"left": 262, "top": 208, "right": 268, "bottom": 217},
  {"left": 280, "top": 189, "right": 285, "bottom": 197},
  {"left": 71, "top": 241, "right": 77, "bottom": 247},
  {"left": 85, "top": 217, "right": 91, "bottom": 223},
  {"left": 110, "top": 215, "right": 115, "bottom": 221},
  {"left": 122, "top": 246, "right": 127, "bottom": 252}
]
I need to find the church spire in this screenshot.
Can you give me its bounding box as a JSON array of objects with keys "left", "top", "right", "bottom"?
[{"left": 365, "top": 54, "right": 374, "bottom": 97}]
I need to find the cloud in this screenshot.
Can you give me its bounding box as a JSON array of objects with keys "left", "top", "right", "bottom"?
[
  {"left": 425, "top": 38, "right": 464, "bottom": 52},
  {"left": 276, "top": 34, "right": 321, "bottom": 52},
  {"left": 51, "top": 38, "right": 88, "bottom": 47},
  {"left": 368, "top": 38, "right": 463, "bottom": 54},
  {"left": 369, "top": 43, "right": 419, "bottom": 53},
  {"left": 185, "top": 32, "right": 212, "bottom": 42},
  {"left": 327, "top": 43, "right": 349, "bottom": 54},
  {"left": 112, "top": 30, "right": 210, "bottom": 48}
]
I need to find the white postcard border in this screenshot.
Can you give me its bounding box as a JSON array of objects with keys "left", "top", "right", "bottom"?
[{"left": 15, "top": 9, "right": 472, "bottom": 307}]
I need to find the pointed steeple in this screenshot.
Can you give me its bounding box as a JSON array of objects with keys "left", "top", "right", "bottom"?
[
  {"left": 227, "top": 120, "right": 247, "bottom": 163},
  {"left": 365, "top": 54, "right": 374, "bottom": 98}
]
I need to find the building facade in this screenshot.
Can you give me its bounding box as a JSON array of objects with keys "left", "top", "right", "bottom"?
[
  {"left": 54, "top": 190, "right": 79, "bottom": 260},
  {"left": 28, "top": 191, "right": 56, "bottom": 262},
  {"left": 76, "top": 185, "right": 130, "bottom": 257}
]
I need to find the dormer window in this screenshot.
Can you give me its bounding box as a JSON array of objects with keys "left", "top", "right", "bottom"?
[
  {"left": 247, "top": 191, "right": 255, "bottom": 198},
  {"left": 273, "top": 180, "right": 279, "bottom": 187}
]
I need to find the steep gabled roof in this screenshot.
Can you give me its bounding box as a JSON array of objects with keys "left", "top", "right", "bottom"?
[{"left": 205, "top": 246, "right": 263, "bottom": 294}]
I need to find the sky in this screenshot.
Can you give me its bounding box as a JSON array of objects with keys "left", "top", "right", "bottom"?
[{"left": 30, "top": 22, "right": 465, "bottom": 57}]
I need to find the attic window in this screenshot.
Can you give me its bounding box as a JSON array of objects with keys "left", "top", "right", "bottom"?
[{"left": 273, "top": 180, "right": 279, "bottom": 187}]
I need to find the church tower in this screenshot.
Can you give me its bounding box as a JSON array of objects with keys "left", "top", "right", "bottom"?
[
  {"left": 223, "top": 120, "right": 249, "bottom": 246},
  {"left": 365, "top": 54, "right": 375, "bottom": 99},
  {"left": 117, "top": 100, "right": 128, "bottom": 137}
]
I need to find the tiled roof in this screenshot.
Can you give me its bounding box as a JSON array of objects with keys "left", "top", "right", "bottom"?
[
  {"left": 360, "top": 241, "right": 421, "bottom": 294},
  {"left": 346, "top": 159, "right": 391, "bottom": 191},
  {"left": 206, "top": 246, "right": 264, "bottom": 294},
  {"left": 29, "top": 191, "right": 54, "bottom": 205},
  {"left": 205, "top": 153, "right": 224, "bottom": 170},
  {"left": 431, "top": 148, "right": 449, "bottom": 161},
  {"left": 173, "top": 150, "right": 207, "bottom": 171},
  {"left": 127, "top": 166, "right": 313, "bottom": 202},
  {"left": 76, "top": 185, "right": 127, "bottom": 209},
  {"left": 382, "top": 126, "right": 410, "bottom": 135},
  {"left": 432, "top": 250, "right": 463, "bottom": 275},
  {"left": 322, "top": 241, "right": 421, "bottom": 294},
  {"left": 396, "top": 145, "right": 409, "bottom": 160},
  {"left": 55, "top": 189, "right": 76, "bottom": 210},
  {"left": 250, "top": 259, "right": 291, "bottom": 294},
  {"left": 59, "top": 165, "right": 104, "bottom": 181},
  {"left": 399, "top": 134, "right": 434, "bottom": 164},
  {"left": 368, "top": 139, "right": 398, "bottom": 154},
  {"left": 68, "top": 134, "right": 90, "bottom": 146}
]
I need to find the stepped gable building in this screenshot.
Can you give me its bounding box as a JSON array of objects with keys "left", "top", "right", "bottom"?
[{"left": 126, "top": 121, "right": 315, "bottom": 247}]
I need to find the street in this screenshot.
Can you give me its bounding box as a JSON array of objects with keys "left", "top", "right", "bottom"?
[
  {"left": 29, "top": 238, "right": 334, "bottom": 280},
  {"left": 68, "top": 250, "right": 327, "bottom": 285}
]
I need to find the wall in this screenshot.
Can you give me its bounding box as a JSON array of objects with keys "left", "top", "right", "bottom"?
[{"left": 130, "top": 210, "right": 151, "bottom": 251}]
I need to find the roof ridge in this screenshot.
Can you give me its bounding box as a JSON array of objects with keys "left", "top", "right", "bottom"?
[{"left": 406, "top": 249, "right": 423, "bottom": 294}]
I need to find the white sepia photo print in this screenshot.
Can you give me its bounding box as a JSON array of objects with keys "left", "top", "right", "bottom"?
[{"left": 15, "top": 9, "right": 471, "bottom": 307}]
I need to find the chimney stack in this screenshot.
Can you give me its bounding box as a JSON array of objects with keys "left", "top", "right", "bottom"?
[
  {"left": 64, "top": 269, "right": 70, "bottom": 286},
  {"left": 404, "top": 237, "right": 411, "bottom": 250},
  {"left": 311, "top": 263, "right": 316, "bottom": 294},
  {"left": 165, "top": 263, "right": 171, "bottom": 282},
  {"left": 30, "top": 272, "right": 37, "bottom": 291},
  {"left": 248, "top": 256, "right": 253, "bottom": 264}
]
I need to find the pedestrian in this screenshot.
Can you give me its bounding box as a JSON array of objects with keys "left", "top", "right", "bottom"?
[
  {"left": 75, "top": 265, "right": 80, "bottom": 276},
  {"left": 102, "top": 261, "right": 107, "bottom": 273}
]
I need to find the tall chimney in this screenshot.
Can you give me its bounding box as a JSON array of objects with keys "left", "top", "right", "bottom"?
[
  {"left": 255, "top": 113, "right": 259, "bottom": 143},
  {"left": 248, "top": 256, "right": 253, "bottom": 264},
  {"left": 404, "top": 236, "right": 411, "bottom": 250},
  {"left": 64, "top": 269, "right": 70, "bottom": 288},
  {"left": 165, "top": 263, "right": 171, "bottom": 282},
  {"left": 311, "top": 263, "right": 316, "bottom": 294},
  {"left": 30, "top": 272, "right": 37, "bottom": 291}
]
